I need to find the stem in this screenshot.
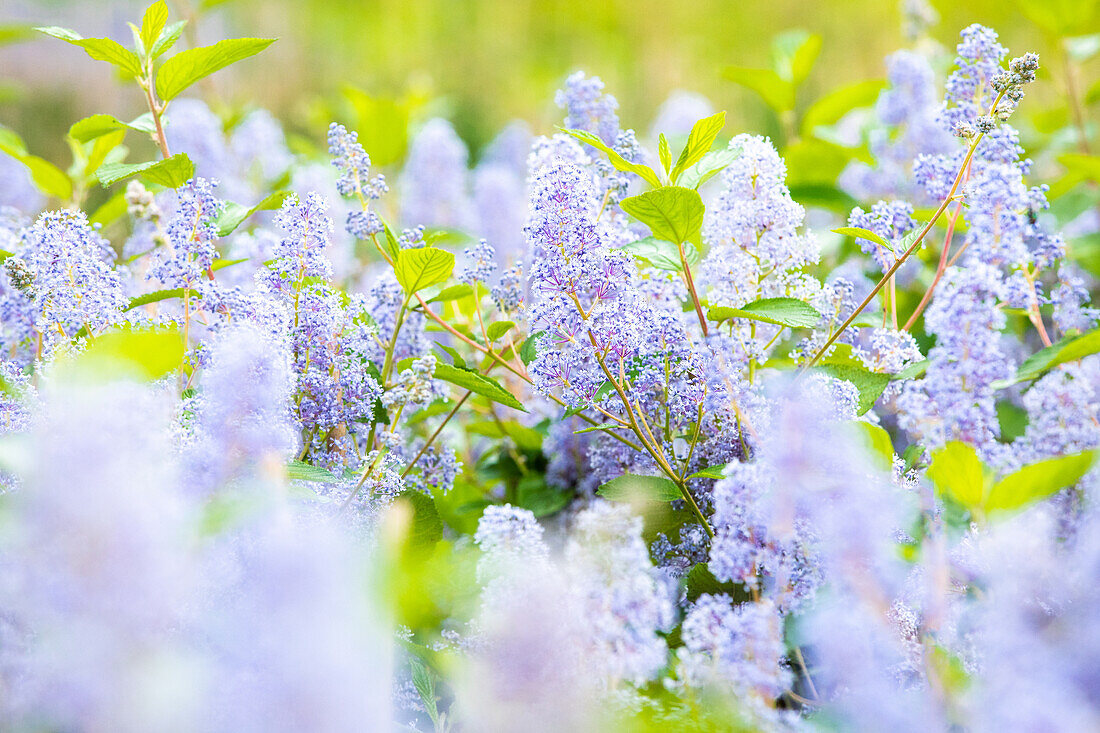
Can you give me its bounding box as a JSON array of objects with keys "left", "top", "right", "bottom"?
[
  {"left": 804, "top": 115, "right": 995, "bottom": 370},
  {"left": 793, "top": 646, "right": 820, "bottom": 701},
  {"left": 402, "top": 391, "right": 470, "bottom": 478},
  {"left": 140, "top": 59, "right": 171, "bottom": 159},
  {"left": 380, "top": 298, "right": 410, "bottom": 384},
  {"left": 679, "top": 243, "right": 709, "bottom": 336},
  {"left": 889, "top": 274, "right": 898, "bottom": 330},
  {"left": 903, "top": 195, "right": 966, "bottom": 331},
  {"left": 588, "top": 332, "right": 714, "bottom": 538}
]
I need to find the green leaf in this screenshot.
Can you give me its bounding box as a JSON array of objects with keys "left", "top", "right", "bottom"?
[
  {"left": 985, "top": 451, "right": 1096, "bottom": 515},
  {"left": 657, "top": 133, "right": 671, "bottom": 174},
  {"left": 0, "top": 25, "right": 35, "bottom": 47},
  {"left": 996, "top": 327, "right": 1100, "bottom": 388},
  {"left": 854, "top": 421, "right": 894, "bottom": 471},
  {"left": 0, "top": 126, "right": 26, "bottom": 155},
  {"left": 90, "top": 190, "right": 128, "bottom": 228},
  {"left": 815, "top": 361, "right": 891, "bottom": 415},
  {"left": 286, "top": 460, "right": 338, "bottom": 483},
  {"left": 802, "top": 79, "right": 886, "bottom": 135},
  {"left": 684, "top": 563, "right": 747, "bottom": 603},
  {"left": 124, "top": 287, "right": 188, "bottom": 311},
  {"left": 485, "top": 320, "right": 515, "bottom": 341},
  {"left": 708, "top": 297, "right": 822, "bottom": 329},
  {"left": 69, "top": 114, "right": 129, "bottom": 143},
  {"left": 96, "top": 153, "right": 194, "bottom": 188},
  {"left": 597, "top": 474, "right": 682, "bottom": 503},
  {"left": 398, "top": 490, "right": 444, "bottom": 550},
  {"left": 619, "top": 236, "right": 697, "bottom": 271},
  {"left": 433, "top": 362, "right": 525, "bottom": 412},
  {"left": 772, "top": 30, "right": 822, "bottom": 86},
  {"left": 380, "top": 221, "right": 401, "bottom": 260},
  {"left": 893, "top": 359, "right": 929, "bottom": 381},
  {"left": 149, "top": 20, "right": 186, "bottom": 59},
  {"left": 155, "top": 37, "right": 275, "bottom": 101},
  {"left": 0, "top": 148, "right": 72, "bottom": 200},
  {"left": 85, "top": 130, "right": 126, "bottom": 176},
  {"left": 687, "top": 464, "right": 726, "bottom": 480},
  {"left": 394, "top": 247, "right": 455, "bottom": 295},
  {"left": 517, "top": 475, "right": 570, "bottom": 517},
  {"left": 676, "top": 145, "right": 741, "bottom": 190},
  {"left": 215, "top": 190, "right": 290, "bottom": 236},
  {"left": 342, "top": 88, "right": 410, "bottom": 167},
  {"left": 409, "top": 658, "right": 440, "bottom": 727},
  {"left": 433, "top": 342, "right": 467, "bottom": 369},
  {"left": 75, "top": 324, "right": 184, "bottom": 380},
  {"left": 139, "top": 1, "right": 169, "bottom": 54},
  {"left": 36, "top": 28, "right": 143, "bottom": 78},
  {"left": 559, "top": 127, "right": 663, "bottom": 188},
  {"left": 670, "top": 111, "right": 726, "bottom": 183},
  {"left": 619, "top": 186, "right": 705, "bottom": 245},
  {"left": 927, "top": 441, "right": 987, "bottom": 511},
  {"left": 832, "top": 226, "right": 893, "bottom": 252},
  {"left": 520, "top": 332, "right": 542, "bottom": 366},
  {"left": 996, "top": 401, "right": 1029, "bottom": 443},
  {"left": 722, "top": 66, "right": 793, "bottom": 112},
  {"left": 212, "top": 257, "right": 248, "bottom": 272}
]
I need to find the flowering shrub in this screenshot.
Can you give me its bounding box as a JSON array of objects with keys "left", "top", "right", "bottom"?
[{"left": 2, "top": 2, "right": 1100, "bottom": 730}]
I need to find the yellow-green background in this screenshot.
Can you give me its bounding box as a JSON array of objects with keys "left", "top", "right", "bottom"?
[{"left": 1, "top": 0, "right": 1097, "bottom": 161}]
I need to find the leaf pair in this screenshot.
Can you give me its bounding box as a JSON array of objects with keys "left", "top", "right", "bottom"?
[
  {"left": 723, "top": 30, "right": 821, "bottom": 115},
  {"left": 928, "top": 441, "right": 1096, "bottom": 519},
  {"left": 563, "top": 110, "right": 735, "bottom": 191}
]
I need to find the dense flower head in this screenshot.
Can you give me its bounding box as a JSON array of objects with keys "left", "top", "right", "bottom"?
[
  {"left": 898, "top": 262, "right": 1011, "bottom": 453},
  {"left": 678, "top": 595, "right": 790, "bottom": 701},
  {"left": 400, "top": 118, "right": 472, "bottom": 230},
  {"left": 555, "top": 71, "right": 620, "bottom": 145},
  {"left": 328, "top": 122, "right": 388, "bottom": 200},
  {"left": 149, "top": 178, "right": 223, "bottom": 290},
  {"left": 840, "top": 50, "right": 955, "bottom": 203},
  {"left": 943, "top": 24, "right": 1007, "bottom": 130},
  {"left": 14, "top": 209, "right": 126, "bottom": 344},
  {"left": 186, "top": 324, "right": 299, "bottom": 493},
  {"left": 459, "top": 239, "right": 497, "bottom": 285},
  {"left": 261, "top": 192, "right": 335, "bottom": 295},
  {"left": 564, "top": 501, "right": 675, "bottom": 686},
  {"left": 701, "top": 135, "right": 820, "bottom": 311},
  {"left": 847, "top": 200, "right": 916, "bottom": 271}
]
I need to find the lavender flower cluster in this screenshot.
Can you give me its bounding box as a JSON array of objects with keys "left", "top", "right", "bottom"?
[{"left": 2, "top": 8, "right": 1099, "bottom": 732}]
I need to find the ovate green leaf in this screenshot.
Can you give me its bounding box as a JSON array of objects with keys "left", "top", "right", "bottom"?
[
  {"left": 156, "top": 37, "right": 275, "bottom": 101},
  {"left": 927, "top": 441, "right": 987, "bottom": 511},
  {"left": 832, "top": 226, "right": 893, "bottom": 252},
  {"left": 670, "top": 111, "right": 726, "bottom": 183},
  {"left": 485, "top": 320, "right": 515, "bottom": 342},
  {"left": 96, "top": 152, "right": 194, "bottom": 188},
  {"left": 619, "top": 186, "right": 705, "bottom": 245},
  {"left": 139, "top": 1, "right": 169, "bottom": 54},
  {"left": 708, "top": 297, "right": 822, "bottom": 329},
  {"left": 985, "top": 450, "right": 1096, "bottom": 515},
  {"left": 35, "top": 28, "right": 143, "bottom": 78},
  {"left": 433, "top": 362, "right": 525, "bottom": 412},
  {"left": 598, "top": 474, "right": 682, "bottom": 503},
  {"left": 559, "top": 127, "right": 662, "bottom": 188},
  {"left": 394, "top": 247, "right": 455, "bottom": 295}
]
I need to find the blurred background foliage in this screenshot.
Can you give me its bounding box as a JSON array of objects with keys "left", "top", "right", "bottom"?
[{"left": 2, "top": 0, "right": 1098, "bottom": 162}]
